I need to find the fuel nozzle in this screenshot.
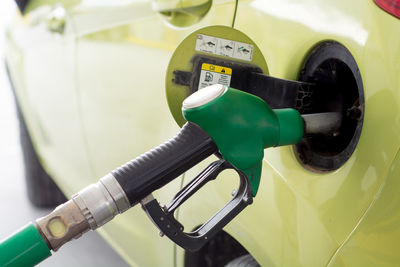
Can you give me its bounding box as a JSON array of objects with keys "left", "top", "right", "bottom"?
[
  {"left": 141, "top": 85, "right": 341, "bottom": 251},
  {"left": 182, "top": 84, "right": 304, "bottom": 195},
  {"left": 0, "top": 85, "right": 342, "bottom": 265}
]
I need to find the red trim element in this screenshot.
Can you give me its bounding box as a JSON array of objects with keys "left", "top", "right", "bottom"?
[{"left": 374, "top": 0, "right": 400, "bottom": 19}]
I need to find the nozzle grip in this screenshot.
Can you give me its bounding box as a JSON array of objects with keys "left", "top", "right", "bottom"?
[{"left": 112, "top": 122, "right": 217, "bottom": 205}]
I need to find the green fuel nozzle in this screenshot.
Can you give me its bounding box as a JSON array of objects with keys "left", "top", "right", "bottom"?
[
  {"left": 0, "top": 85, "right": 342, "bottom": 264},
  {"left": 182, "top": 84, "right": 304, "bottom": 195}
]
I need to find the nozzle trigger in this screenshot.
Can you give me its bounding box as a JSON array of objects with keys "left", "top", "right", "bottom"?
[{"left": 140, "top": 159, "right": 253, "bottom": 252}]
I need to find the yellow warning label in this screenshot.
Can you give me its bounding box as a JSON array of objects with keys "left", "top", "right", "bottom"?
[{"left": 201, "top": 63, "right": 232, "bottom": 75}]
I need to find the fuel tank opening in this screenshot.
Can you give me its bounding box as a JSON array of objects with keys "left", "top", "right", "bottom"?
[{"left": 295, "top": 41, "right": 365, "bottom": 172}]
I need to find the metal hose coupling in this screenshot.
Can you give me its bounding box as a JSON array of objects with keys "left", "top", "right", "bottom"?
[{"left": 35, "top": 174, "right": 130, "bottom": 251}]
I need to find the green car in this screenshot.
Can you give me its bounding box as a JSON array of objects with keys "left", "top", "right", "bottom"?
[{"left": 5, "top": 0, "right": 400, "bottom": 266}]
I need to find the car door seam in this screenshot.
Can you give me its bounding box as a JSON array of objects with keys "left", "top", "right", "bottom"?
[{"left": 325, "top": 145, "right": 400, "bottom": 266}]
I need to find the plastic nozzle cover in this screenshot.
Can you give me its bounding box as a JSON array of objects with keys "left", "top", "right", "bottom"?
[
  {"left": 183, "top": 86, "right": 304, "bottom": 195},
  {"left": 0, "top": 223, "right": 51, "bottom": 267}
]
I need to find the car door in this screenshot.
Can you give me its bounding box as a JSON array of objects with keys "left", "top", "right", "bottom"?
[
  {"left": 69, "top": 0, "right": 237, "bottom": 265},
  {"left": 5, "top": 0, "right": 93, "bottom": 192}
]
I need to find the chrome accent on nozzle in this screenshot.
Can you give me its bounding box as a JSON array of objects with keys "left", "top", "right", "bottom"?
[
  {"left": 302, "top": 112, "right": 342, "bottom": 135},
  {"left": 72, "top": 173, "right": 130, "bottom": 229},
  {"left": 36, "top": 200, "right": 90, "bottom": 251},
  {"left": 100, "top": 173, "right": 131, "bottom": 214},
  {"left": 35, "top": 174, "right": 130, "bottom": 251}
]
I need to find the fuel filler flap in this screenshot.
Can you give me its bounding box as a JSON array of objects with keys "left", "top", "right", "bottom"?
[
  {"left": 165, "top": 25, "right": 315, "bottom": 126},
  {"left": 165, "top": 26, "right": 269, "bottom": 126}
]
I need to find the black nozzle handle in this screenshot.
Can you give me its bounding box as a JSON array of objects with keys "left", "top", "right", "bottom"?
[
  {"left": 141, "top": 159, "right": 253, "bottom": 252},
  {"left": 112, "top": 122, "right": 218, "bottom": 205}
]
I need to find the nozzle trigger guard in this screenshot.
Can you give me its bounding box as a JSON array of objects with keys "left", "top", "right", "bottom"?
[{"left": 140, "top": 159, "right": 253, "bottom": 252}]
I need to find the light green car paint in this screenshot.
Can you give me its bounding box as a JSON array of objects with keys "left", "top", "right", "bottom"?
[
  {"left": 152, "top": 0, "right": 213, "bottom": 27},
  {"left": 4, "top": 0, "right": 400, "bottom": 266}
]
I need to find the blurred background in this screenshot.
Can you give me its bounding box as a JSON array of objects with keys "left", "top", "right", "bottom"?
[{"left": 0, "top": 2, "right": 128, "bottom": 266}]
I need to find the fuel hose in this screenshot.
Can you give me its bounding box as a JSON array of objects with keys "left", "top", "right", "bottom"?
[{"left": 0, "top": 122, "right": 217, "bottom": 267}]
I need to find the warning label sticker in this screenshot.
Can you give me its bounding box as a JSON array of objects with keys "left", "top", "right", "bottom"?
[
  {"left": 198, "top": 63, "right": 232, "bottom": 90},
  {"left": 195, "top": 34, "right": 254, "bottom": 61}
]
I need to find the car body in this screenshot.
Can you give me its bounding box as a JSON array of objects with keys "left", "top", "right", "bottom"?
[{"left": 4, "top": 0, "right": 400, "bottom": 266}]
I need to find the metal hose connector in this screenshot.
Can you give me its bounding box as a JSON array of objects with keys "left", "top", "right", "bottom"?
[{"left": 36, "top": 174, "right": 130, "bottom": 251}]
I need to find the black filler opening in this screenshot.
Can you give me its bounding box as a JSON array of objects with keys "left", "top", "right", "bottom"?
[{"left": 295, "top": 41, "right": 365, "bottom": 172}]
